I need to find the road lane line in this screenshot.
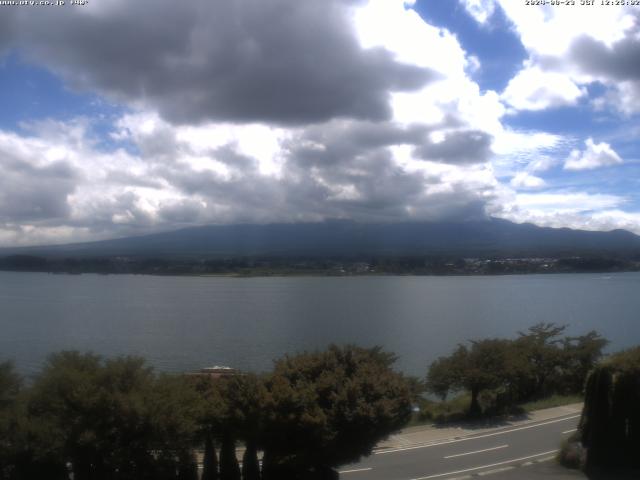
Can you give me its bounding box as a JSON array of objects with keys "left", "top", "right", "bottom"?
[
  {"left": 376, "top": 415, "right": 579, "bottom": 455},
  {"left": 339, "top": 467, "right": 373, "bottom": 474},
  {"left": 444, "top": 444, "right": 508, "bottom": 459},
  {"left": 410, "top": 450, "right": 558, "bottom": 480},
  {"left": 477, "top": 466, "right": 514, "bottom": 476},
  {"left": 562, "top": 428, "right": 577, "bottom": 434}
]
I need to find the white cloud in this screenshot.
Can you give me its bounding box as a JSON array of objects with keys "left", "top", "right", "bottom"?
[
  {"left": 510, "top": 172, "right": 546, "bottom": 190},
  {"left": 502, "top": 66, "right": 586, "bottom": 111},
  {"left": 494, "top": 190, "right": 640, "bottom": 235},
  {"left": 495, "top": 1, "right": 640, "bottom": 114},
  {"left": 512, "top": 191, "right": 624, "bottom": 214},
  {"left": 564, "top": 138, "right": 623, "bottom": 171},
  {"left": 460, "top": 0, "right": 496, "bottom": 25}
]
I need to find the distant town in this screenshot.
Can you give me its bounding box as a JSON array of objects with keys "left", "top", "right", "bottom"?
[{"left": 1, "top": 254, "right": 638, "bottom": 276}]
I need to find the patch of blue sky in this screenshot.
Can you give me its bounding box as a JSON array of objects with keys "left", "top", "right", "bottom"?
[
  {"left": 0, "top": 52, "right": 135, "bottom": 153},
  {"left": 504, "top": 102, "right": 621, "bottom": 138},
  {"left": 516, "top": 162, "right": 640, "bottom": 211},
  {"left": 414, "top": 0, "right": 527, "bottom": 92}
]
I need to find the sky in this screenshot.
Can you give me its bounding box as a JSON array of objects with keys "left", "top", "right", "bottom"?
[{"left": 0, "top": 0, "right": 639, "bottom": 247}]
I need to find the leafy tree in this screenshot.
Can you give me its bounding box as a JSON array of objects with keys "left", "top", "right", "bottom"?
[
  {"left": 560, "top": 331, "right": 608, "bottom": 394},
  {"left": 426, "top": 339, "right": 513, "bottom": 416},
  {"left": 425, "top": 355, "right": 457, "bottom": 401},
  {"left": 515, "top": 323, "right": 566, "bottom": 398},
  {"left": 26, "top": 351, "right": 201, "bottom": 480},
  {"left": 0, "top": 361, "right": 22, "bottom": 479},
  {"left": 261, "top": 345, "right": 412, "bottom": 477}
]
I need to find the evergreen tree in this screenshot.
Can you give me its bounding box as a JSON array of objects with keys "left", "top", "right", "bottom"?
[
  {"left": 201, "top": 434, "right": 219, "bottom": 480},
  {"left": 177, "top": 451, "right": 199, "bottom": 480},
  {"left": 219, "top": 433, "right": 241, "bottom": 480},
  {"left": 241, "top": 441, "right": 260, "bottom": 480},
  {"left": 580, "top": 346, "right": 640, "bottom": 469}
]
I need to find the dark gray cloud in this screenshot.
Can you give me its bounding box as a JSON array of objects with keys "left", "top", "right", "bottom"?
[
  {"left": 414, "top": 130, "right": 492, "bottom": 164},
  {"left": 569, "top": 34, "right": 640, "bottom": 82},
  {"left": 0, "top": 154, "right": 77, "bottom": 223},
  {"left": 142, "top": 120, "right": 493, "bottom": 224},
  {"left": 285, "top": 120, "right": 431, "bottom": 167},
  {"left": 11, "top": 0, "right": 435, "bottom": 125}
]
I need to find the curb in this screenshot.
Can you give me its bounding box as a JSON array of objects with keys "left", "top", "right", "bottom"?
[{"left": 373, "top": 405, "right": 582, "bottom": 454}]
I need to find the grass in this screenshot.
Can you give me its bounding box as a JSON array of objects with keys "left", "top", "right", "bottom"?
[
  {"left": 519, "top": 394, "right": 583, "bottom": 413},
  {"left": 408, "top": 393, "right": 583, "bottom": 427},
  {"left": 408, "top": 393, "right": 471, "bottom": 426}
]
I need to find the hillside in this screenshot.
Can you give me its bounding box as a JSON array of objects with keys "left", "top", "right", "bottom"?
[{"left": 2, "top": 218, "right": 640, "bottom": 259}]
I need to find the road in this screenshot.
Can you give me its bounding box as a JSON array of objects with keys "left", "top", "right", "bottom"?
[{"left": 339, "top": 412, "right": 580, "bottom": 480}]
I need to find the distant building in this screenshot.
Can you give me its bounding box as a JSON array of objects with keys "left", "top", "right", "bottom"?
[{"left": 186, "top": 365, "right": 240, "bottom": 379}]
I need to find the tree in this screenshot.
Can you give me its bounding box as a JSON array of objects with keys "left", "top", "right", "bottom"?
[
  {"left": 216, "top": 374, "right": 266, "bottom": 480},
  {"left": 261, "top": 345, "right": 412, "bottom": 478},
  {"left": 0, "top": 361, "right": 22, "bottom": 479},
  {"left": 515, "top": 323, "right": 566, "bottom": 398},
  {"left": 26, "top": 351, "right": 201, "bottom": 480},
  {"left": 580, "top": 346, "right": 640, "bottom": 469},
  {"left": 560, "top": 331, "right": 608, "bottom": 394},
  {"left": 201, "top": 434, "right": 219, "bottom": 480},
  {"left": 425, "top": 357, "right": 454, "bottom": 401},
  {"left": 426, "top": 339, "right": 515, "bottom": 416},
  {"left": 177, "top": 451, "right": 199, "bottom": 480}
]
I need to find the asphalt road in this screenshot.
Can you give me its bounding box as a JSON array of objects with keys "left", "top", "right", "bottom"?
[{"left": 339, "top": 413, "right": 580, "bottom": 480}]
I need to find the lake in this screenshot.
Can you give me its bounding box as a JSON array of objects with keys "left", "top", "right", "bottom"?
[{"left": 1, "top": 271, "right": 639, "bottom": 377}]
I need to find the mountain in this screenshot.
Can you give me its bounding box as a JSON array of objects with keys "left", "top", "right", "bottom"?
[{"left": 2, "top": 218, "right": 640, "bottom": 259}]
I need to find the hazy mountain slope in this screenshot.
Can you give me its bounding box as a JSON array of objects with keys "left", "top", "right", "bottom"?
[{"left": 2, "top": 218, "right": 640, "bottom": 258}]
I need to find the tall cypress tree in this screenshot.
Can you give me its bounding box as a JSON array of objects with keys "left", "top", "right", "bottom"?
[
  {"left": 241, "top": 440, "right": 260, "bottom": 480},
  {"left": 219, "top": 433, "right": 241, "bottom": 480},
  {"left": 202, "top": 434, "right": 219, "bottom": 480},
  {"left": 580, "top": 347, "right": 640, "bottom": 469},
  {"left": 177, "top": 451, "right": 199, "bottom": 480}
]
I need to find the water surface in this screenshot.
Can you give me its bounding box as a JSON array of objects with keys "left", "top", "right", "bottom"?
[{"left": 1, "top": 271, "right": 638, "bottom": 377}]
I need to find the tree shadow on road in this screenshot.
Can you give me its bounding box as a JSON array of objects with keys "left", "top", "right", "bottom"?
[{"left": 431, "top": 411, "right": 530, "bottom": 430}]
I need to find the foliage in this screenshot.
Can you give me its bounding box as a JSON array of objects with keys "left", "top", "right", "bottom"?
[
  {"left": 580, "top": 346, "right": 640, "bottom": 469},
  {"left": 22, "top": 352, "right": 201, "bottom": 480},
  {"left": 219, "top": 433, "right": 241, "bottom": 480},
  {"left": 201, "top": 434, "right": 219, "bottom": 480},
  {"left": 426, "top": 339, "right": 514, "bottom": 416},
  {"left": 426, "top": 324, "right": 608, "bottom": 417},
  {"left": 261, "top": 345, "right": 412, "bottom": 475},
  {"left": 0, "top": 362, "right": 22, "bottom": 479}
]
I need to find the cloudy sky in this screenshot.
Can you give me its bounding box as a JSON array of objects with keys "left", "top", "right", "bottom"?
[{"left": 0, "top": 0, "right": 639, "bottom": 246}]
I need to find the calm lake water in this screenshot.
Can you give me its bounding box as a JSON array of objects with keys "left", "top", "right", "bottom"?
[{"left": 1, "top": 271, "right": 639, "bottom": 377}]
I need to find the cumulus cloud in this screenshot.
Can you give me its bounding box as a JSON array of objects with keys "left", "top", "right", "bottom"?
[
  {"left": 10, "top": 0, "right": 435, "bottom": 125},
  {"left": 415, "top": 130, "right": 493, "bottom": 164},
  {"left": 488, "top": 1, "right": 640, "bottom": 114},
  {"left": 0, "top": 131, "right": 78, "bottom": 224},
  {"left": 564, "top": 138, "right": 623, "bottom": 171},
  {"left": 502, "top": 66, "right": 586, "bottom": 111}
]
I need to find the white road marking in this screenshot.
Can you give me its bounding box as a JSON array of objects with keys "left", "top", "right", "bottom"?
[
  {"left": 444, "top": 444, "right": 508, "bottom": 459},
  {"left": 375, "top": 414, "right": 580, "bottom": 455},
  {"left": 339, "top": 467, "right": 373, "bottom": 474},
  {"left": 477, "top": 466, "right": 514, "bottom": 476},
  {"left": 562, "top": 428, "right": 577, "bottom": 434},
  {"left": 410, "top": 450, "right": 558, "bottom": 480}
]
